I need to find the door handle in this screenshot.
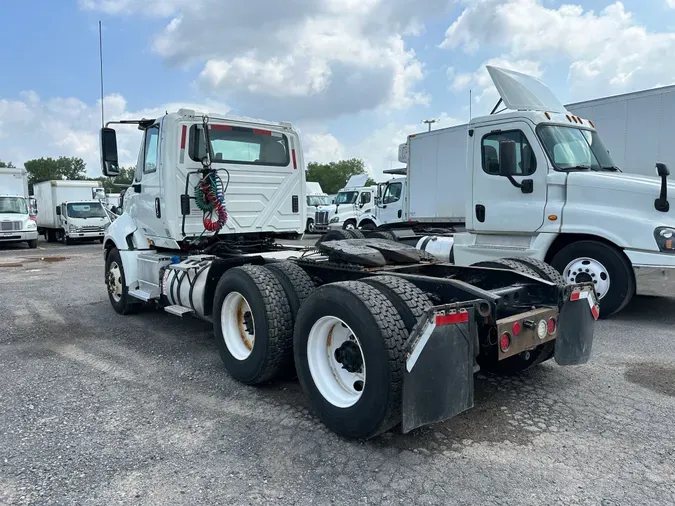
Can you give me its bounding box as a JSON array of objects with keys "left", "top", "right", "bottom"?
[
  {"left": 397, "top": 209, "right": 402, "bottom": 218},
  {"left": 475, "top": 204, "right": 485, "bottom": 223},
  {"left": 155, "top": 198, "right": 161, "bottom": 218}
]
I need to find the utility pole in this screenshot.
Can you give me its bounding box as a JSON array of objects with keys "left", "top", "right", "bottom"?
[{"left": 422, "top": 119, "right": 439, "bottom": 132}]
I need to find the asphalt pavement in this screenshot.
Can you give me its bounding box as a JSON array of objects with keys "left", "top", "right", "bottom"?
[{"left": 1, "top": 238, "right": 674, "bottom": 505}]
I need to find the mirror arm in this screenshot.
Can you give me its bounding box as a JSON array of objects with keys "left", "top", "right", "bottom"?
[{"left": 505, "top": 175, "right": 533, "bottom": 194}]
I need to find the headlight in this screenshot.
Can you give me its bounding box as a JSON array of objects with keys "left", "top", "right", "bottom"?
[
  {"left": 329, "top": 217, "right": 340, "bottom": 223},
  {"left": 69, "top": 225, "right": 78, "bottom": 233},
  {"left": 654, "top": 227, "right": 675, "bottom": 252},
  {"left": 26, "top": 221, "right": 36, "bottom": 230}
]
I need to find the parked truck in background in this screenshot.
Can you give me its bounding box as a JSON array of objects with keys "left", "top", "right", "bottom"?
[
  {"left": 34, "top": 180, "right": 111, "bottom": 244},
  {"left": 353, "top": 66, "right": 675, "bottom": 317},
  {"left": 97, "top": 105, "right": 597, "bottom": 440},
  {"left": 314, "top": 174, "right": 376, "bottom": 232},
  {"left": 305, "top": 182, "right": 330, "bottom": 233},
  {"left": 566, "top": 85, "right": 675, "bottom": 177},
  {"left": 0, "top": 167, "right": 38, "bottom": 248}
]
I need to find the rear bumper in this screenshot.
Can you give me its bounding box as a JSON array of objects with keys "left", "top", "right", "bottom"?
[
  {"left": 0, "top": 230, "right": 38, "bottom": 242},
  {"left": 625, "top": 250, "right": 675, "bottom": 297}
]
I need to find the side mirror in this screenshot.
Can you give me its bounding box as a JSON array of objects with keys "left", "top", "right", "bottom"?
[
  {"left": 331, "top": 199, "right": 335, "bottom": 204},
  {"left": 656, "top": 163, "right": 670, "bottom": 178},
  {"left": 498, "top": 140, "right": 517, "bottom": 177},
  {"left": 55, "top": 206, "right": 61, "bottom": 216},
  {"left": 100, "top": 128, "right": 120, "bottom": 177},
  {"left": 374, "top": 196, "right": 380, "bottom": 206}
]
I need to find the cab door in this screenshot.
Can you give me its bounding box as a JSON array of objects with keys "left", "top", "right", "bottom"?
[
  {"left": 126, "top": 122, "right": 165, "bottom": 238},
  {"left": 378, "top": 181, "right": 404, "bottom": 225},
  {"left": 471, "top": 122, "right": 548, "bottom": 233}
]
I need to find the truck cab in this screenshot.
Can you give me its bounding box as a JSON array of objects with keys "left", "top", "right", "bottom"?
[
  {"left": 358, "top": 169, "right": 407, "bottom": 230},
  {"left": 434, "top": 66, "right": 675, "bottom": 316},
  {"left": 57, "top": 200, "right": 110, "bottom": 242},
  {"left": 0, "top": 167, "right": 38, "bottom": 249},
  {"left": 315, "top": 174, "right": 375, "bottom": 232},
  {"left": 305, "top": 182, "right": 330, "bottom": 233}
]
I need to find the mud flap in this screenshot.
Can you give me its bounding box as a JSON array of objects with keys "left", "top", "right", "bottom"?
[
  {"left": 402, "top": 304, "right": 476, "bottom": 433},
  {"left": 554, "top": 287, "right": 597, "bottom": 366}
]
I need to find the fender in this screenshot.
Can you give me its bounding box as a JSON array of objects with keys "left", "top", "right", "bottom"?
[
  {"left": 357, "top": 214, "right": 381, "bottom": 229},
  {"left": 103, "top": 212, "right": 151, "bottom": 288}
]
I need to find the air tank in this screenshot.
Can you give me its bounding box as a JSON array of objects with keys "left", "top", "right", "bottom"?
[{"left": 415, "top": 235, "right": 454, "bottom": 263}]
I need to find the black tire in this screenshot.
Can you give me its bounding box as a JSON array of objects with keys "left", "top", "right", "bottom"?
[
  {"left": 213, "top": 265, "right": 294, "bottom": 385},
  {"left": 347, "top": 229, "right": 366, "bottom": 239},
  {"left": 264, "top": 262, "right": 315, "bottom": 322},
  {"left": 64, "top": 235, "right": 74, "bottom": 245},
  {"left": 46, "top": 229, "right": 57, "bottom": 243},
  {"left": 27, "top": 239, "right": 38, "bottom": 249},
  {"left": 317, "top": 229, "right": 352, "bottom": 244},
  {"left": 99, "top": 237, "right": 104, "bottom": 244},
  {"left": 359, "top": 221, "right": 376, "bottom": 231},
  {"left": 367, "top": 230, "right": 396, "bottom": 241},
  {"left": 294, "top": 281, "right": 408, "bottom": 439},
  {"left": 471, "top": 258, "right": 540, "bottom": 279},
  {"left": 105, "top": 247, "right": 141, "bottom": 315},
  {"left": 505, "top": 257, "right": 565, "bottom": 285},
  {"left": 362, "top": 275, "right": 432, "bottom": 333},
  {"left": 343, "top": 220, "right": 357, "bottom": 231},
  {"left": 306, "top": 218, "right": 315, "bottom": 234},
  {"left": 551, "top": 240, "right": 634, "bottom": 317}
]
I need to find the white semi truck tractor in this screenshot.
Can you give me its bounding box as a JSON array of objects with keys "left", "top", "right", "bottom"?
[
  {"left": 350, "top": 66, "right": 675, "bottom": 317},
  {"left": 100, "top": 108, "right": 597, "bottom": 440}
]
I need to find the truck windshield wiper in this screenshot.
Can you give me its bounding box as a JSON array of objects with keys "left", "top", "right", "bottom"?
[
  {"left": 601, "top": 165, "right": 621, "bottom": 172},
  {"left": 560, "top": 165, "right": 591, "bottom": 172}
]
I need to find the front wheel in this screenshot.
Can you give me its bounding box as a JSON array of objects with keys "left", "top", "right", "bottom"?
[
  {"left": 27, "top": 239, "right": 38, "bottom": 249},
  {"left": 551, "top": 240, "right": 634, "bottom": 317},
  {"left": 343, "top": 220, "right": 356, "bottom": 231},
  {"left": 105, "top": 248, "right": 141, "bottom": 315},
  {"left": 306, "top": 218, "right": 315, "bottom": 234}
]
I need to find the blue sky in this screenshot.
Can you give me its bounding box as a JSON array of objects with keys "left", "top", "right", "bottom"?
[{"left": 1, "top": 0, "right": 674, "bottom": 178}]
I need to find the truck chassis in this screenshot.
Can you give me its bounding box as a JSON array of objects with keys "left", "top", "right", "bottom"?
[{"left": 104, "top": 237, "right": 596, "bottom": 440}]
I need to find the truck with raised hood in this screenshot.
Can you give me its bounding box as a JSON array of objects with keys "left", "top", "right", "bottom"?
[
  {"left": 98, "top": 105, "right": 597, "bottom": 440},
  {"left": 352, "top": 66, "right": 675, "bottom": 318},
  {"left": 305, "top": 182, "right": 330, "bottom": 233},
  {"left": 34, "top": 180, "right": 110, "bottom": 244},
  {"left": 313, "top": 174, "right": 376, "bottom": 232},
  {"left": 565, "top": 85, "right": 675, "bottom": 177},
  {"left": 0, "top": 167, "right": 38, "bottom": 248}
]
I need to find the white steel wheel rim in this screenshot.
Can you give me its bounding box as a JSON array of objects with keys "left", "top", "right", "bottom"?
[
  {"left": 221, "top": 292, "right": 255, "bottom": 360},
  {"left": 344, "top": 223, "right": 355, "bottom": 230},
  {"left": 108, "top": 261, "right": 123, "bottom": 302},
  {"left": 307, "top": 316, "right": 366, "bottom": 408},
  {"left": 308, "top": 219, "right": 315, "bottom": 233},
  {"left": 564, "top": 257, "right": 610, "bottom": 299}
]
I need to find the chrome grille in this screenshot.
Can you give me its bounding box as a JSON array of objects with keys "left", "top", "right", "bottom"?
[
  {"left": 0, "top": 221, "right": 21, "bottom": 231},
  {"left": 80, "top": 226, "right": 103, "bottom": 233},
  {"left": 315, "top": 211, "right": 329, "bottom": 225}
]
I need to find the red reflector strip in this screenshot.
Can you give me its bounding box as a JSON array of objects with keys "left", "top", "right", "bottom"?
[
  {"left": 211, "top": 124, "right": 232, "bottom": 130},
  {"left": 180, "top": 125, "right": 187, "bottom": 149},
  {"left": 435, "top": 312, "right": 469, "bottom": 326},
  {"left": 591, "top": 304, "right": 600, "bottom": 320},
  {"left": 253, "top": 129, "right": 271, "bottom": 136},
  {"left": 291, "top": 149, "right": 297, "bottom": 170},
  {"left": 570, "top": 291, "right": 581, "bottom": 301}
]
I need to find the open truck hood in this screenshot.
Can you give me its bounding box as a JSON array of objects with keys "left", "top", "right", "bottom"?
[{"left": 487, "top": 66, "right": 567, "bottom": 113}]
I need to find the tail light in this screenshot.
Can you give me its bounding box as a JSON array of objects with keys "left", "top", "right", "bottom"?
[
  {"left": 499, "top": 332, "right": 511, "bottom": 352},
  {"left": 547, "top": 317, "right": 556, "bottom": 335},
  {"left": 512, "top": 321, "right": 521, "bottom": 336}
]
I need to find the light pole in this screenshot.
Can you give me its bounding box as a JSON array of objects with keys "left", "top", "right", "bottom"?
[{"left": 422, "top": 119, "right": 439, "bottom": 132}]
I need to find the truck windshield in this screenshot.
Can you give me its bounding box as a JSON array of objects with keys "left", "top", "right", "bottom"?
[
  {"left": 0, "top": 196, "right": 28, "bottom": 214},
  {"left": 538, "top": 126, "right": 617, "bottom": 171},
  {"left": 66, "top": 202, "right": 107, "bottom": 219},
  {"left": 335, "top": 191, "right": 358, "bottom": 205},
  {"left": 307, "top": 195, "right": 331, "bottom": 206}
]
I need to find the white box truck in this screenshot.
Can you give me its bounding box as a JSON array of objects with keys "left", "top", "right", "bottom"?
[
  {"left": 0, "top": 167, "right": 38, "bottom": 248},
  {"left": 566, "top": 85, "right": 675, "bottom": 177},
  {"left": 34, "top": 180, "right": 110, "bottom": 244},
  {"left": 343, "top": 66, "right": 675, "bottom": 317}
]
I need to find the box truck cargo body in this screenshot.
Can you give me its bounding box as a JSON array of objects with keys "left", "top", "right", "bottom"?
[
  {"left": 566, "top": 85, "right": 675, "bottom": 177},
  {"left": 34, "top": 180, "right": 110, "bottom": 244}
]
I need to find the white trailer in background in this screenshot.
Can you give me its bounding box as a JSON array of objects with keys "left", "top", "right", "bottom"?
[
  {"left": 565, "top": 85, "right": 675, "bottom": 177},
  {"left": 34, "top": 180, "right": 110, "bottom": 244},
  {"left": 0, "top": 167, "right": 38, "bottom": 248}
]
